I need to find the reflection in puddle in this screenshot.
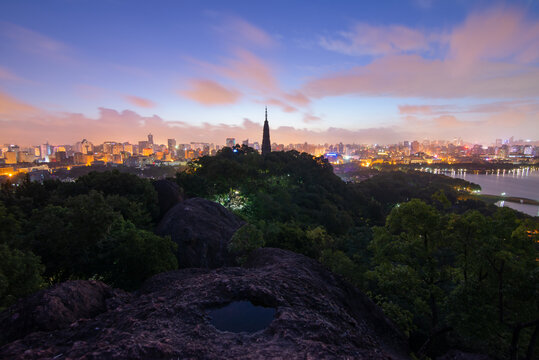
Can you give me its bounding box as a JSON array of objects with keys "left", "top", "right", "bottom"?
[{"left": 208, "top": 301, "right": 276, "bottom": 333}]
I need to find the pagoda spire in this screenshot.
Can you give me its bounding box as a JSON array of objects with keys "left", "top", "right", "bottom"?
[{"left": 261, "top": 107, "right": 271, "bottom": 155}]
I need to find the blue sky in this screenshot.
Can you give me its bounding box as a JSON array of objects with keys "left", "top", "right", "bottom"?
[{"left": 1, "top": 0, "right": 538, "bottom": 145}]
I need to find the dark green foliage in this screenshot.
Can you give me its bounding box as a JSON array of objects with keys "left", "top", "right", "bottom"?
[
  {"left": 367, "top": 200, "right": 538, "bottom": 358},
  {"left": 0, "top": 147, "right": 536, "bottom": 358},
  {"left": 176, "top": 149, "right": 367, "bottom": 235},
  {"left": 104, "top": 221, "right": 178, "bottom": 290},
  {"left": 0, "top": 243, "right": 44, "bottom": 309},
  {"left": 0, "top": 171, "right": 176, "bottom": 296},
  {"left": 228, "top": 224, "right": 265, "bottom": 264}
]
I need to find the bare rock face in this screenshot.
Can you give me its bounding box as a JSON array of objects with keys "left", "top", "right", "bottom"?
[
  {"left": 155, "top": 197, "right": 245, "bottom": 268},
  {"left": 436, "top": 350, "right": 493, "bottom": 360},
  {"left": 0, "top": 248, "right": 409, "bottom": 359},
  {"left": 0, "top": 280, "right": 129, "bottom": 346},
  {"left": 153, "top": 179, "right": 183, "bottom": 219}
]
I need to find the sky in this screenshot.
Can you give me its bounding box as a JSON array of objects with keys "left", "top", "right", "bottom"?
[{"left": 0, "top": 0, "right": 538, "bottom": 146}]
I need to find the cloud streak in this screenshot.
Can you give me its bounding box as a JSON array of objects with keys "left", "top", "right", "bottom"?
[
  {"left": 125, "top": 95, "right": 156, "bottom": 108},
  {"left": 309, "top": 7, "right": 539, "bottom": 100},
  {"left": 180, "top": 80, "right": 241, "bottom": 105},
  {"left": 0, "top": 22, "right": 73, "bottom": 63}
]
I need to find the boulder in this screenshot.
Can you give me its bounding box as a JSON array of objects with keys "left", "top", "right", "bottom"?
[
  {"left": 155, "top": 197, "right": 245, "bottom": 268},
  {"left": 153, "top": 179, "right": 183, "bottom": 219},
  {"left": 436, "top": 350, "right": 493, "bottom": 360},
  {"left": 0, "top": 248, "right": 409, "bottom": 359},
  {"left": 0, "top": 280, "right": 129, "bottom": 345}
]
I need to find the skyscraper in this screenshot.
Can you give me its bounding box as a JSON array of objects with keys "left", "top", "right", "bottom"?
[
  {"left": 148, "top": 133, "right": 154, "bottom": 145},
  {"left": 262, "top": 107, "right": 271, "bottom": 155}
]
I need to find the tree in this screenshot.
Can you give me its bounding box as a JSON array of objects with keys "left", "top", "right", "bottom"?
[
  {"left": 105, "top": 220, "right": 178, "bottom": 290},
  {"left": 0, "top": 243, "right": 44, "bottom": 309},
  {"left": 228, "top": 224, "right": 265, "bottom": 264},
  {"left": 368, "top": 199, "right": 450, "bottom": 343}
]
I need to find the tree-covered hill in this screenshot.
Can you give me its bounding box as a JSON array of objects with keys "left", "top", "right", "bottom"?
[{"left": 0, "top": 148, "right": 537, "bottom": 359}]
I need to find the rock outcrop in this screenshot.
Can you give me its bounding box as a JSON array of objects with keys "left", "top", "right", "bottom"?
[
  {"left": 0, "top": 248, "right": 409, "bottom": 359},
  {"left": 155, "top": 197, "right": 245, "bottom": 268},
  {"left": 153, "top": 179, "right": 183, "bottom": 219},
  {"left": 0, "top": 280, "right": 129, "bottom": 346}
]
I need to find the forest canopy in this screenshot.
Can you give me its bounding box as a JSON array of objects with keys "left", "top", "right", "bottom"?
[{"left": 0, "top": 148, "right": 537, "bottom": 358}]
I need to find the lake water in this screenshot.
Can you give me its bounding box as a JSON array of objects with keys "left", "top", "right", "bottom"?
[
  {"left": 447, "top": 168, "right": 539, "bottom": 217},
  {"left": 208, "top": 301, "right": 276, "bottom": 333}
]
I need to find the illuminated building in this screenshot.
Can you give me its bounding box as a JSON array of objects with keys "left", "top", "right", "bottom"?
[
  {"left": 123, "top": 143, "right": 133, "bottom": 154},
  {"left": 226, "top": 138, "right": 236, "bottom": 148},
  {"left": 4, "top": 151, "right": 17, "bottom": 164}
]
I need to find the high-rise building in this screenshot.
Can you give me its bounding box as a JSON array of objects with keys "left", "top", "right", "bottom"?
[
  {"left": 226, "top": 138, "right": 236, "bottom": 148},
  {"left": 40, "top": 143, "right": 52, "bottom": 161},
  {"left": 262, "top": 107, "right": 271, "bottom": 155},
  {"left": 4, "top": 151, "right": 17, "bottom": 164},
  {"left": 148, "top": 133, "right": 154, "bottom": 145},
  {"left": 168, "top": 138, "right": 176, "bottom": 150}
]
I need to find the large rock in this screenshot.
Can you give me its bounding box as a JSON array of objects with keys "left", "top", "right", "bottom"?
[
  {"left": 153, "top": 179, "right": 183, "bottom": 219},
  {"left": 0, "top": 280, "right": 129, "bottom": 345},
  {"left": 0, "top": 248, "right": 409, "bottom": 359},
  {"left": 155, "top": 197, "right": 245, "bottom": 268}
]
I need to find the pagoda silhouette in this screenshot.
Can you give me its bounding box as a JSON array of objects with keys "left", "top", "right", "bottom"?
[{"left": 261, "top": 107, "right": 271, "bottom": 155}]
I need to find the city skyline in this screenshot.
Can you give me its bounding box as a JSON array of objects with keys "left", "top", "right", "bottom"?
[{"left": 1, "top": 0, "right": 539, "bottom": 145}]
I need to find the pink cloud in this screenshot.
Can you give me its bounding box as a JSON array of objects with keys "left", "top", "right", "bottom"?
[
  {"left": 309, "top": 7, "right": 539, "bottom": 100},
  {"left": 320, "top": 23, "right": 430, "bottom": 56},
  {"left": 398, "top": 104, "right": 453, "bottom": 115},
  {"left": 223, "top": 17, "right": 277, "bottom": 48},
  {"left": 397, "top": 99, "right": 539, "bottom": 142},
  {"left": 188, "top": 49, "right": 278, "bottom": 94},
  {"left": 180, "top": 79, "right": 241, "bottom": 105},
  {"left": 125, "top": 95, "right": 156, "bottom": 108},
  {"left": 303, "top": 54, "right": 539, "bottom": 99},
  {"left": 0, "top": 91, "right": 39, "bottom": 118},
  {"left": 0, "top": 91, "right": 414, "bottom": 146},
  {"left": 303, "top": 113, "right": 322, "bottom": 123},
  {"left": 259, "top": 98, "right": 297, "bottom": 113},
  {"left": 0, "top": 66, "right": 24, "bottom": 82},
  {"left": 218, "top": 49, "right": 277, "bottom": 92},
  {"left": 283, "top": 91, "right": 311, "bottom": 106},
  {"left": 1, "top": 91, "right": 537, "bottom": 146},
  {"left": 0, "top": 22, "right": 72, "bottom": 62},
  {"left": 398, "top": 105, "right": 434, "bottom": 115},
  {"left": 449, "top": 7, "right": 539, "bottom": 69}
]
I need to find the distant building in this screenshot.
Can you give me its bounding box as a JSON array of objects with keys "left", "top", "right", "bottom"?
[
  {"left": 167, "top": 138, "right": 176, "bottom": 150},
  {"left": 4, "top": 151, "right": 17, "bottom": 164},
  {"left": 148, "top": 133, "right": 154, "bottom": 145},
  {"left": 123, "top": 143, "right": 133, "bottom": 154},
  {"left": 74, "top": 139, "right": 93, "bottom": 154},
  {"left": 40, "top": 143, "right": 52, "bottom": 161},
  {"left": 138, "top": 141, "right": 149, "bottom": 152},
  {"left": 262, "top": 107, "right": 271, "bottom": 155},
  {"left": 226, "top": 138, "right": 235, "bottom": 148},
  {"left": 411, "top": 141, "right": 420, "bottom": 154}
]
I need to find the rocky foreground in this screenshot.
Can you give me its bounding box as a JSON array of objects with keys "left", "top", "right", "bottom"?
[{"left": 0, "top": 247, "right": 409, "bottom": 359}]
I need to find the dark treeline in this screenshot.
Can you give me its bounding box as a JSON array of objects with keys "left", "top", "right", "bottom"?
[{"left": 0, "top": 147, "right": 537, "bottom": 359}]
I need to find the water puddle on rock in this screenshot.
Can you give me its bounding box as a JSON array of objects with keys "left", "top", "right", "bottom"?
[{"left": 208, "top": 301, "right": 276, "bottom": 333}]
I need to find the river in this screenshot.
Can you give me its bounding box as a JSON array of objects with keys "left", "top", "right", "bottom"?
[{"left": 447, "top": 168, "right": 539, "bottom": 217}]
